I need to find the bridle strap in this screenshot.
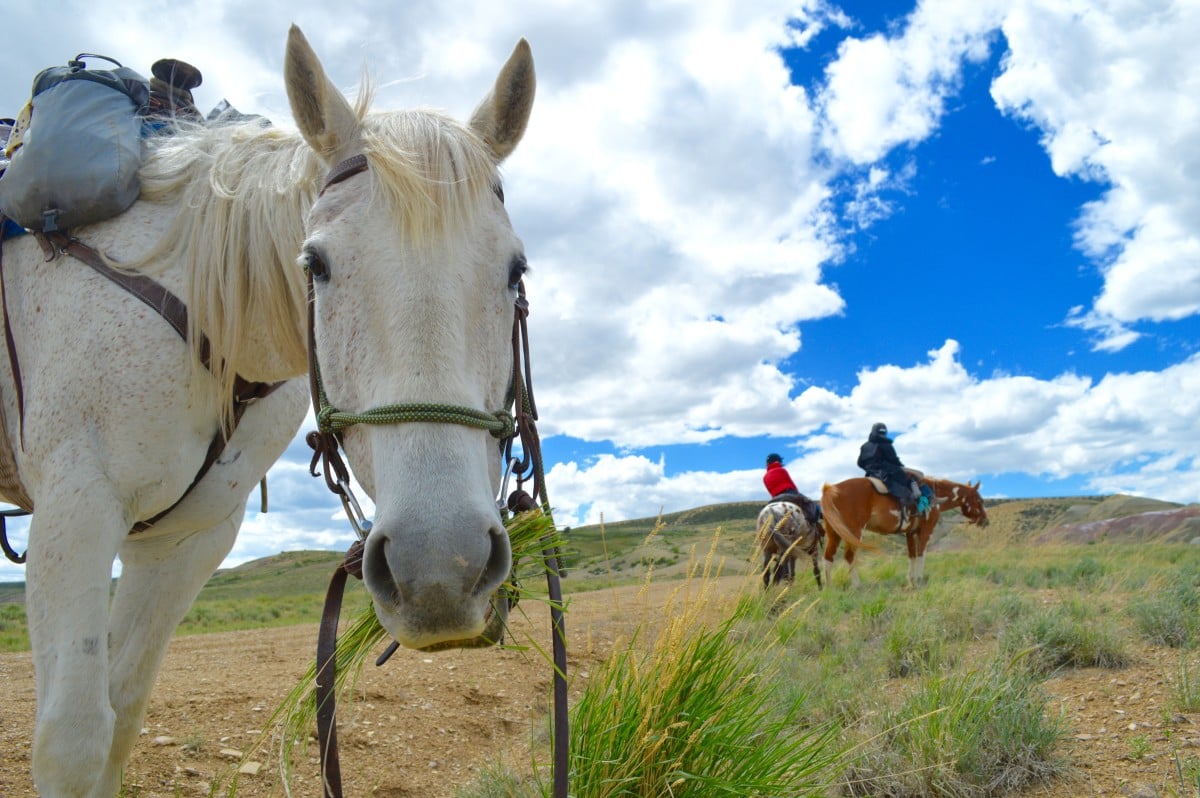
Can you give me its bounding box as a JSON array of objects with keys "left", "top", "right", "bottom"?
[{"left": 320, "top": 154, "right": 368, "bottom": 195}]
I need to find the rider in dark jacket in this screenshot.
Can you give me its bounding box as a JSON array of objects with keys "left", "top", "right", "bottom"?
[{"left": 857, "top": 423, "right": 919, "bottom": 515}]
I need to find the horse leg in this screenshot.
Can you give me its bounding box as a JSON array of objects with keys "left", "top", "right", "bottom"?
[
  {"left": 99, "top": 512, "right": 242, "bottom": 794},
  {"left": 811, "top": 554, "right": 822, "bottom": 589},
  {"left": 822, "top": 533, "right": 838, "bottom": 587},
  {"left": 912, "top": 526, "right": 931, "bottom": 587},
  {"left": 25, "top": 458, "right": 128, "bottom": 797},
  {"left": 904, "top": 532, "right": 919, "bottom": 589},
  {"left": 844, "top": 546, "right": 862, "bottom": 589},
  {"left": 762, "top": 552, "right": 772, "bottom": 589}
]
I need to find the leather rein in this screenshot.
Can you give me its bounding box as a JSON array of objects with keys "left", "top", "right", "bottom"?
[{"left": 305, "top": 154, "right": 569, "bottom": 798}]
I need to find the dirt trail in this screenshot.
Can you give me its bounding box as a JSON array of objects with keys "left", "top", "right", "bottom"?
[{"left": 1, "top": 577, "right": 1196, "bottom": 797}]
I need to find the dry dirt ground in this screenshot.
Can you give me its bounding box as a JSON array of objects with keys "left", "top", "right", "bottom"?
[{"left": 1, "top": 576, "right": 1197, "bottom": 797}]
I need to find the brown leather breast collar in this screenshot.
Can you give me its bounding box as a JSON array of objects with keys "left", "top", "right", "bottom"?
[{"left": 0, "top": 220, "right": 283, "bottom": 542}]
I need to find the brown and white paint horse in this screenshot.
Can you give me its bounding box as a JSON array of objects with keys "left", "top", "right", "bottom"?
[{"left": 820, "top": 476, "right": 988, "bottom": 588}]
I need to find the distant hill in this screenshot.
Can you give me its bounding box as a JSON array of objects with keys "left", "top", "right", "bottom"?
[
  {"left": 559, "top": 495, "right": 1200, "bottom": 586},
  {"left": 967, "top": 495, "right": 1200, "bottom": 545},
  {"left": 2, "top": 495, "right": 1196, "bottom": 604}
]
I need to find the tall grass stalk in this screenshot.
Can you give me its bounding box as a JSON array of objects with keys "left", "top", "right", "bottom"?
[
  {"left": 1173, "top": 654, "right": 1200, "bottom": 713},
  {"left": 563, "top": 536, "right": 844, "bottom": 797}
]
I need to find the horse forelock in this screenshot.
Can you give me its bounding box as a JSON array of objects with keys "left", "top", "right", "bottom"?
[
  {"left": 359, "top": 109, "right": 497, "bottom": 247},
  {"left": 124, "top": 102, "right": 497, "bottom": 425}
]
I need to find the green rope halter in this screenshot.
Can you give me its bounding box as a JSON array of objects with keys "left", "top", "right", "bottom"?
[{"left": 316, "top": 399, "right": 516, "bottom": 439}]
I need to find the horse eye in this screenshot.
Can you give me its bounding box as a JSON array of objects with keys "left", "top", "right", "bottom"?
[
  {"left": 507, "top": 254, "right": 528, "bottom": 290},
  {"left": 302, "top": 249, "right": 330, "bottom": 282},
  {"left": 493, "top": 182, "right": 505, "bottom": 204}
]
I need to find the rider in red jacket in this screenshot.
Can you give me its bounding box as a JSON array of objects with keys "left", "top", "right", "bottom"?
[
  {"left": 763, "top": 453, "right": 799, "bottom": 498},
  {"left": 763, "top": 454, "right": 821, "bottom": 525}
]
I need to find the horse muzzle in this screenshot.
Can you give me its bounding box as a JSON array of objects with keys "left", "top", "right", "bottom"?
[{"left": 362, "top": 512, "right": 512, "bottom": 650}]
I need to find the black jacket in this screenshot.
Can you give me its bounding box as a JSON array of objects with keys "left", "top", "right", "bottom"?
[{"left": 857, "top": 430, "right": 904, "bottom": 479}]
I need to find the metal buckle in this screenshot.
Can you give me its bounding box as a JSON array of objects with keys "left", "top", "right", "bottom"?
[
  {"left": 496, "top": 456, "right": 519, "bottom": 512},
  {"left": 336, "top": 478, "right": 373, "bottom": 540}
]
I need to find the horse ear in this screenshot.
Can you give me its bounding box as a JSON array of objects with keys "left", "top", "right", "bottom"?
[
  {"left": 284, "top": 25, "right": 360, "bottom": 163},
  {"left": 972, "top": 480, "right": 980, "bottom": 491},
  {"left": 469, "top": 39, "right": 535, "bottom": 163}
]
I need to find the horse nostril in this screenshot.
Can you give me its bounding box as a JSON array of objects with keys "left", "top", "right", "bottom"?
[
  {"left": 364, "top": 533, "right": 405, "bottom": 602},
  {"left": 472, "top": 525, "right": 512, "bottom": 597}
]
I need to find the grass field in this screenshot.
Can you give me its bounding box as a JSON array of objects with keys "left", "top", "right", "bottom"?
[
  {"left": 4, "top": 497, "right": 1199, "bottom": 797},
  {"left": 455, "top": 532, "right": 1200, "bottom": 797}
]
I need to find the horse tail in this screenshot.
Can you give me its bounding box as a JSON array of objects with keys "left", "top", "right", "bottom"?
[
  {"left": 820, "top": 482, "right": 879, "bottom": 552},
  {"left": 771, "top": 527, "right": 796, "bottom": 555}
]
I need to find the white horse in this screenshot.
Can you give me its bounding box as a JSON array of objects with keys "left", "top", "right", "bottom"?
[{"left": 0, "top": 26, "right": 534, "bottom": 796}]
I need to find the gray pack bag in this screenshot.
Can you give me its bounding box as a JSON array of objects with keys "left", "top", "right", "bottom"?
[{"left": 0, "top": 54, "right": 149, "bottom": 232}]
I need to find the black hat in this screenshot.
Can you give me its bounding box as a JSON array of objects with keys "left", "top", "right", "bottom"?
[
  {"left": 871, "top": 422, "right": 888, "bottom": 437},
  {"left": 766, "top": 453, "right": 783, "bottom": 465}
]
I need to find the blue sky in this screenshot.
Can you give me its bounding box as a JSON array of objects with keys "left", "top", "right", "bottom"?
[{"left": 1, "top": 0, "right": 1197, "bottom": 580}]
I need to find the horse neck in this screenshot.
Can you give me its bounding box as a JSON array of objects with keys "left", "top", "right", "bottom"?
[{"left": 932, "top": 480, "right": 967, "bottom": 509}]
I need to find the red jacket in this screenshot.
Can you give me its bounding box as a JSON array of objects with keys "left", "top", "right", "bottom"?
[{"left": 763, "top": 462, "right": 798, "bottom": 497}]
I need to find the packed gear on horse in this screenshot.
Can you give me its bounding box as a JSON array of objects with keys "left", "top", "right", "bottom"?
[
  {"left": 0, "top": 54, "right": 149, "bottom": 232},
  {"left": 0, "top": 118, "right": 21, "bottom": 240},
  {"left": 762, "top": 453, "right": 822, "bottom": 527},
  {"left": 0, "top": 52, "right": 262, "bottom": 238}
]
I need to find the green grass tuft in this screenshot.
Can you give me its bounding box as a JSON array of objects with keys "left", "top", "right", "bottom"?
[
  {"left": 563, "top": 555, "right": 844, "bottom": 797},
  {"left": 847, "top": 656, "right": 1068, "bottom": 796}
]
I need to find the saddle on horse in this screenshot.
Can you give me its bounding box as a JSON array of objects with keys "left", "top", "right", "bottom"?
[
  {"left": 864, "top": 469, "right": 931, "bottom": 529},
  {"left": 766, "top": 491, "right": 823, "bottom": 527}
]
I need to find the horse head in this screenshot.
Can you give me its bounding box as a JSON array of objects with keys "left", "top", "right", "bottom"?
[
  {"left": 284, "top": 27, "right": 535, "bottom": 650},
  {"left": 936, "top": 478, "right": 988, "bottom": 528},
  {"left": 960, "top": 480, "right": 989, "bottom": 527}
]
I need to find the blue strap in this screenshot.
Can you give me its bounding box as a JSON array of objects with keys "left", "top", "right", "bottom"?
[{"left": 0, "top": 218, "right": 25, "bottom": 241}]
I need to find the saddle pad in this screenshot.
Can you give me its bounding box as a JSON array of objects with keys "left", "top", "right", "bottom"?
[{"left": 865, "top": 476, "right": 888, "bottom": 494}]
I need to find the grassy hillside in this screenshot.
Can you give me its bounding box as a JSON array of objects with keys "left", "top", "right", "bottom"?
[
  {"left": 1, "top": 494, "right": 1196, "bottom": 651},
  {"left": 964, "top": 495, "right": 1196, "bottom": 546}
]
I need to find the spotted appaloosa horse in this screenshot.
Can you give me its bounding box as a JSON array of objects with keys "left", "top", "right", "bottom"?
[
  {"left": 756, "top": 501, "right": 824, "bottom": 590},
  {"left": 820, "top": 476, "right": 988, "bottom": 588},
  {"left": 0, "top": 26, "right": 535, "bottom": 796}
]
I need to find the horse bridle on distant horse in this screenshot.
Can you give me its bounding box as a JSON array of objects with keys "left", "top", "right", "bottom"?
[{"left": 305, "top": 154, "right": 569, "bottom": 798}]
